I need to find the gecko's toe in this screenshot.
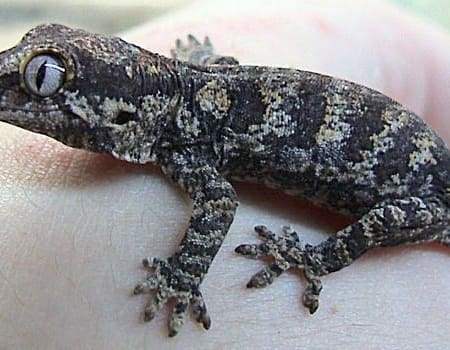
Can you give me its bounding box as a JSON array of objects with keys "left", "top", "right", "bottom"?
[
  {"left": 191, "top": 288, "right": 211, "bottom": 329},
  {"left": 143, "top": 289, "right": 168, "bottom": 322},
  {"left": 203, "top": 36, "right": 212, "bottom": 48},
  {"left": 175, "top": 38, "right": 184, "bottom": 50},
  {"left": 254, "top": 225, "right": 276, "bottom": 240},
  {"left": 144, "top": 308, "right": 156, "bottom": 322},
  {"left": 235, "top": 226, "right": 276, "bottom": 258},
  {"left": 247, "top": 261, "right": 289, "bottom": 288},
  {"left": 234, "top": 243, "right": 268, "bottom": 257},
  {"left": 142, "top": 257, "right": 151, "bottom": 267},
  {"left": 246, "top": 267, "right": 274, "bottom": 288},
  {"left": 187, "top": 34, "right": 201, "bottom": 46},
  {"left": 168, "top": 297, "right": 189, "bottom": 336},
  {"left": 302, "top": 267, "right": 323, "bottom": 314},
  {"left": 303, "top": 288, "right": 320, "bottom": 314},
  {"left": 133, "top": 281, "right": 150, "bottom": 295}
]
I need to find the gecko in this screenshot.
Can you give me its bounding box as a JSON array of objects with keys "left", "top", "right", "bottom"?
[{"left": 0, "top": 24, "right": 449, "bottom": 337}]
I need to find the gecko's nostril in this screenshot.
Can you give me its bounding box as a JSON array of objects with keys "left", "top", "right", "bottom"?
[{"left": 114, "top": 110, "right": 137, "bottom": 125}]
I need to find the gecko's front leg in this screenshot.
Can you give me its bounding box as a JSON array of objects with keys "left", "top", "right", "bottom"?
[{"left": 134, "top": 148, "right": 238, "bottom": 337}]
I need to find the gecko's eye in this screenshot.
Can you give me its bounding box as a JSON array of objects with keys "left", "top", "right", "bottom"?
[{"left": 23, "top": 54, "right": 66, "bottom": 97}]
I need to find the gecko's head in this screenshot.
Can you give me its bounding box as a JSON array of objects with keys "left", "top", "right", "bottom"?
[{"left": 0, "top": 23, "right": 174, "bottom": 163}]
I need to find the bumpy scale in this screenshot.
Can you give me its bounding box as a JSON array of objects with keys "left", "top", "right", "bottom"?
[{"left": 0, "top": 24, "right": 448, "bottom": 336}]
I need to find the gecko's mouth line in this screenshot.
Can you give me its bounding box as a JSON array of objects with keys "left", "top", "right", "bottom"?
[{"left": 0, "top": 104, "right": 60, "bottom": 114}]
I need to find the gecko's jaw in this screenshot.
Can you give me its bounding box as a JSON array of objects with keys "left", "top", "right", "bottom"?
[
  {"left": 0, "top": 87, "right": 57, "bottom": 128},
  {"left": 0, "top": 87, "right": 113, "bottom": 154},
  {"left": 0, "top": 94, "right": 88, "bottom": 149},
  {"left": 0, "top": 105, "right": 101, "bottom": 152},
  {"left": 0, "top": 106, "right": 61, "bottom": 136}
]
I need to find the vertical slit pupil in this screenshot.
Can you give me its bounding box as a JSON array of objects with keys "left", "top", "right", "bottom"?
[{"left": 36, "top": 60, "right": 47, "bottom": 91}]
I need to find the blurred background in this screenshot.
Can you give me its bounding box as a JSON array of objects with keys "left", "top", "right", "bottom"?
[
  {"left": 0, "top": 0, "right": 448, "bottom": 50},
  {"left": 0, "top": 0, "right": 188, "bottom": 48}
]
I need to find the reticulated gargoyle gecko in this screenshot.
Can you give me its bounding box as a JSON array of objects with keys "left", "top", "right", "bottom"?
[{"left": 0, "top": 24, "right": 448, "bottom": 337}]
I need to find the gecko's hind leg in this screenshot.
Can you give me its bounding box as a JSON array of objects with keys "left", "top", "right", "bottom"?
[
  {"left": 171, "top": 34, "right": 239, "bottom": 66},
  {"left": 236, "top": 196, "right": 449, "bottom": 314}
]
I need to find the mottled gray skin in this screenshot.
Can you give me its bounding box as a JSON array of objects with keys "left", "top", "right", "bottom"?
[{"left": 0, "top": 24, "right": 449, "bottom": 336}]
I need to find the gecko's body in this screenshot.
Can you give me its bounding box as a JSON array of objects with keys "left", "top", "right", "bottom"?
[{"left": 0, "top": 24, "right": 449, "bottom": 336}]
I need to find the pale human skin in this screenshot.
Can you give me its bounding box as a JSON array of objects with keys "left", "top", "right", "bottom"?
[{"left": 0, "top": 1, "right": 449, "bottom": 349}]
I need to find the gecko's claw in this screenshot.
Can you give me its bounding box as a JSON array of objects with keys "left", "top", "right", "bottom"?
[
  {"left": 236, "top": 226, "right": 324, "bottom": 314},
  {"left": 133, "top": 256, "right": 210, "bottom": 336}
]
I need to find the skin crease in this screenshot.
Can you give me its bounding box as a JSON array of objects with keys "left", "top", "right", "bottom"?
[{"left": 0, "top": 1, "right": 449, "bottom": 349}]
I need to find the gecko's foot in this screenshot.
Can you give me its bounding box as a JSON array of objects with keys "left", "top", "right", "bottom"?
[
  {"left": 171, "top": 34, "right": 238, "bottom": 65},
  {"left": 171, "top": 34, "right": 213, "bottom": 62},
  {"left": 133, "top": 257, "right": 210, "bottom": 337},
  {"left": 235, "top": 225, "right": 323, "bottom": 314}
]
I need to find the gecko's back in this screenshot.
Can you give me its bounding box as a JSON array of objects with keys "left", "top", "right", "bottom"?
[{"left": 208, "top": 65, "right": 450, "bottom": 215}]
